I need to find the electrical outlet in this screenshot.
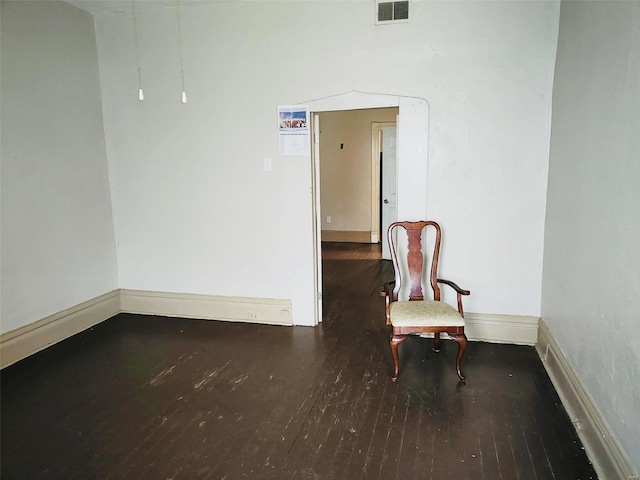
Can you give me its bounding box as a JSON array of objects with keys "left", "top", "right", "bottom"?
[
  {"left": 263, "top": 158, "right": 272, "bottom": 172},
  {"left": 248, "top": 312, "right": 259, "bottom": 320},
  {"left": 327, "top": 216, "right": 332, "bottom": 223}
]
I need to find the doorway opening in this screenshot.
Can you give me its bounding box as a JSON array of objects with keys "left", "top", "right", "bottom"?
[
  {"left": 313, "top": 109, "right": 397, "bottom": 323},
  {"left": 316, "top": 108, "right": 398, "bottom": 247},
  {"left": 307, "top": 91, "right": 430, "bottom": 326}
]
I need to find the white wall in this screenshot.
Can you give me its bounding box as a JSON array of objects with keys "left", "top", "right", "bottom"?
[
  {"left": 0, "top": 1, "right": 117, "bottom": 333},
  {"left": 319, "top": 108, "right": 398, "bottom": 235},
  {"left": 94, "top": 1, "right": 559, "bottom": 324},
  {"left": 542, "top": 1, "right": 640, "bottom": 471}
]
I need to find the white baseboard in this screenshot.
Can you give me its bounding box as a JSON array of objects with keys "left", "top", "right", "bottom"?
[
  {"left": 0, "top": 290, "right": 120, "bottom": 369},
  {"left": 1, "top": 290, "right": 293, "bottom": 369},
  {"left": 120, "top": 289, "right": 293, "bottom": 327},
  {"left": 321, "top": 230, "right": 371, "bottom": 243},
  {"left": 464, "top": 312, "right": 538, "bottom": 345},
  {"left": 418, "top": 313, "right": 538, "bottom": 346},
  {"left": 536, "top": 319, "right": 638, "bottom": 480}
]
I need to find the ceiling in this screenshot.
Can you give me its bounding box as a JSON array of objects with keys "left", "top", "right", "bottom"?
[{"left": 64, "top": 0, "right": 215, "bottom": 16}]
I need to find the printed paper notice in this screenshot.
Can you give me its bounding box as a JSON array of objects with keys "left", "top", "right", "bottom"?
[{"left": 278, "top": 105, "right": 309, "bottom": 156}]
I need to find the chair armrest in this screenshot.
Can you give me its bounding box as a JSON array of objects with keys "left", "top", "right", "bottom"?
[
  {"left": 380, "top": 281, "right": 396, "bottom": 326},
  {"left": 437, "top": 279, "right": 470, "bottom": 296},
  {"left": 437, "top": 278, "right": 470, "bottom": 317},
  {"left": 380, "top": 281, "right": 396, "bottom": 297}
]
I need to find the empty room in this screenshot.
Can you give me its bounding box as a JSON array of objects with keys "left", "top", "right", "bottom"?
[{"left": 1, "top": 0, "right": 638, "bottom": 478}]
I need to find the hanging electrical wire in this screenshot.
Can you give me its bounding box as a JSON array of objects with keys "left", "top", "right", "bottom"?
[
  {"left": 176, "top": 0, "right": 187, "bottom": 104},
  {"left": 132, "top": 0, "right": 144, "bottom": 100}
]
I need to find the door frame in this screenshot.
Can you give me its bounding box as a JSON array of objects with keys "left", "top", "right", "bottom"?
[
  {"left": 311, "top": 114, "right": 323, "bottom": 323},
  {"left": 307, "top": 91, "right": 430, "bottom": 326},
  {"left": 371, "top": 121, "right": 397, "bottom": 244}
]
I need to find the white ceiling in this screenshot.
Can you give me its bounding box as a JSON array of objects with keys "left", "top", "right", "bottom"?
[{"left": 64, "top": 0, "right": 215, "bottom": 16}]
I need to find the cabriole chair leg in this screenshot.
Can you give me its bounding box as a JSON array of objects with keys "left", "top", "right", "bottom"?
[
  {"left": 450, "top": 333, "right": 468, "bottom": 381},
  {"left": 390, "top": 334, "right": 407, "bottom": 382}
]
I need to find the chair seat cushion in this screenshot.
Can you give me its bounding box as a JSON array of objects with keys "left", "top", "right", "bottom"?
[{"left": 390, "top": 300, "right": 465, "bottom": 327}]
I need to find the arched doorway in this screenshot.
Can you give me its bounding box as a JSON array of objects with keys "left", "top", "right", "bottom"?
[{"left": 307, "top": 91, "right": 430, "bottom": 325}]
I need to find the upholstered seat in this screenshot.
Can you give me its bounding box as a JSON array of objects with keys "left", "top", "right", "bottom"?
[
  {"left": 390, "top": 300, "right": 465, "bottom": 327},
  {"left": 381, "top": 220, "right": 470, "bottom": 382}
]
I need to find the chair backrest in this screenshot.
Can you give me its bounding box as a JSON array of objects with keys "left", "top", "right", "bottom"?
[{"left": 387, "top": 220, "right": 442, "bottom": 302}]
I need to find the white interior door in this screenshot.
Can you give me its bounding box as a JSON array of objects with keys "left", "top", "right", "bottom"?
[
  {"left": 381, "top": 125, "right": 398, "bottom": 260},
  {"left": 312, "top": 114, "right": 323, "bottom": 323}
]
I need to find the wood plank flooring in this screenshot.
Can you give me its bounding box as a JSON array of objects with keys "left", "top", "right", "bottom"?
[{"left": 0, "top": 242, "right": 597, "bottom": 479}]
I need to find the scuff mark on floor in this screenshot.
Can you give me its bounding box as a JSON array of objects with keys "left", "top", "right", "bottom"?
[
  {"left": 150, "top": 365, "right": 176, "bottom": 386},
  {"left": 194, "top": 360, "right": 232, "bottom": 389},
  {"left": 230, "top": 374, "right": 249, "bottom": 391}
]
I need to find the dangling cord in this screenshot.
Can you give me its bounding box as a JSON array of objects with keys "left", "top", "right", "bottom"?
[
  {"left": 132, "top": 0, "right": 144, "bottom": 100},
  {"left": 176, "top": 0, "right": 187, "bottom": 103}
]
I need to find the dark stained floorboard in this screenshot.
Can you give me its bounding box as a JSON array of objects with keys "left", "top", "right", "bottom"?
[{"left": 1, "top": 242, "right": 597, "bottom": 479}]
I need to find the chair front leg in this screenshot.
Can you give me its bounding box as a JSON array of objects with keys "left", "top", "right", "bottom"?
[
  {"left": 390, "top": 333, "right": 407, "bottom": 382},
  {"left": 433, "top": 332, "right": 441, "bottom": 352},
  {"left": 449, "top": 333, "right": 468, "bottom": 382}
]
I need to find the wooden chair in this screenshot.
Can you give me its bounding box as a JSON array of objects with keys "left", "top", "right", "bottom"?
[{"left": 381, "top": 220, "right": 470, "bottom": 382}]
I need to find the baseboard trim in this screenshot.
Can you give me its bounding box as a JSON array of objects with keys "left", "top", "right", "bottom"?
[
  {"left": 0, "top": 300, "right": 537, "bottom": 377},
  {"left": 321, "top": 230, "right": 371, "bottom": 243},
  {"left": 1, "top": 290, "right": 294, "bottom": 370},
  {"left": 536, "top": 319, "right": 638, "bottom": 480},
  {"left": 419, "top": 313, "right": 538, "bottom": 346},
  {"left": 464, "top": 312, "right": 538, "bottom": 345},
  {"left": 0, "top": 290, "right": 120, "bottom": 369},
  {"left": 120, "top": 289, "right": 293, "bottom": 327}
]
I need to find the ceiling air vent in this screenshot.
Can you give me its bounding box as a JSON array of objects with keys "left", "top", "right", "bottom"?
[{"left": 376, "top": 0, "right": 410, "bottom": 25}]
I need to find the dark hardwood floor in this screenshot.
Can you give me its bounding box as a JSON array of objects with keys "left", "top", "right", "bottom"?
[{"left": 1, "top": 242, "right": 597, "bottom": 479}]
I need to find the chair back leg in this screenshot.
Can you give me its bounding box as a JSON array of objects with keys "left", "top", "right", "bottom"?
[{"left": 433, "top": 332, "right": 441, "bottom": 352}]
